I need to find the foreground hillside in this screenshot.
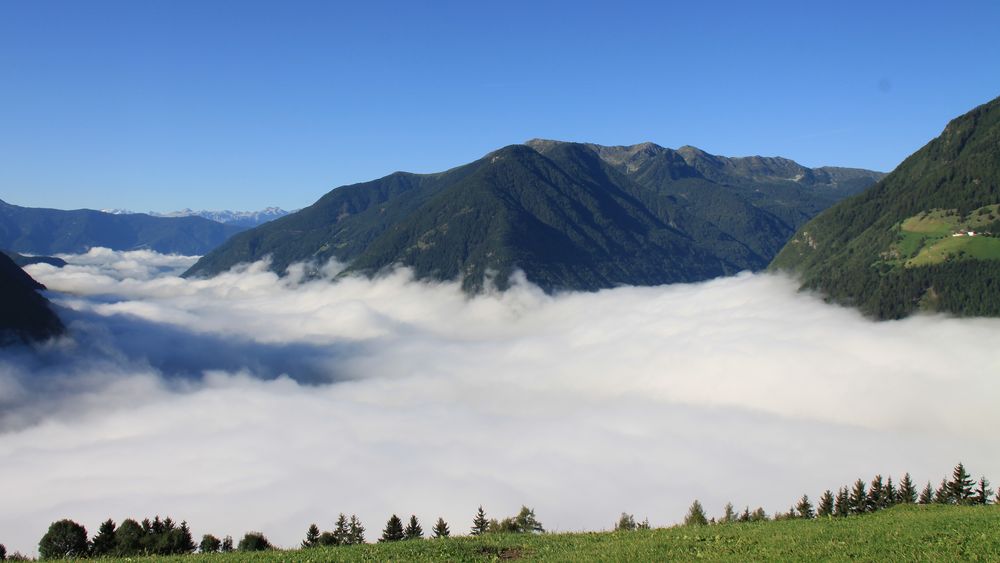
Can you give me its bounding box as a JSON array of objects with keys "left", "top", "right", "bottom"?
[
  {"left": 771, "top": 95, "right": 1000, "bottom": 319},
  {"left": 60, "top": 506, "right": 1000, "bottom": 562},
  {"left": 0, "top": 252, "right": 63, "bottom": 344},
  {"left": 185, "top": 141, "right": 882, "bottom": 292}
]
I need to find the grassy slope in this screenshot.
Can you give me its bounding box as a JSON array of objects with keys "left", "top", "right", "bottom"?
[{"left": 79, "top": 505, "right": 1000, "bottom": 562}]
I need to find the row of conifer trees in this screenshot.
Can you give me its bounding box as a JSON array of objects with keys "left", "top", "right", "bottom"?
[
  {"left": 6, "top": 463, "right": 992, "bottom": 559},
  {"left": 672, "top": 462, "right": 993, "bottom": 527}
]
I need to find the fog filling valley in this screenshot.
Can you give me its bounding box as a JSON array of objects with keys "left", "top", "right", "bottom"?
[{"left": 2, "top": 248, "right": 999, "bottom": 553}]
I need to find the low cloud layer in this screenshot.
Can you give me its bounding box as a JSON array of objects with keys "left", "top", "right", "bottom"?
[{"left": 1, "top": 248, "right": 999, "bottom": 554}]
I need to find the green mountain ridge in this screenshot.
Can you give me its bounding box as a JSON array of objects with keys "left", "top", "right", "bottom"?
[
  {"left": 770, "top": 95, "right": 1000, "bottom": 319},
  {"left": 185, "top": 141, "right": 884, "bottom": 291},
  {"left": 0, "top": 199, "right": 246, "bottom": 256}
]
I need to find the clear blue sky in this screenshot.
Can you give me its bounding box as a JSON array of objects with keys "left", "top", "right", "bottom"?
[{"left": 2, "top": 0, "right": 999, "bottom": 212}]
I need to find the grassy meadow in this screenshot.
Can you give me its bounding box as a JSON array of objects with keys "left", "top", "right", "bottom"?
[
  {"left": 886, "top": 204, "right": 1000, "bottom": 267},
  {"left": 62, "top": 504, "right": 1000, "bottom": 562}
]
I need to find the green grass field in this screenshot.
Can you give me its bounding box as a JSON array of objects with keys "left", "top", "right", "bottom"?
[
  {"left": 66, "top": 505, "right": 1000, "bottom": 562},
  {"left": 906, "top": 235, "right": 1000, "bottom": 266},
  {"left": 885, "top": 204, "right": 1000, "bottom": 267}
]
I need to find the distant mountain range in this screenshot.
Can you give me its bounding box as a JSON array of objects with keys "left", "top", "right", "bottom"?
[
  {"left": 0, "top": 199, "right": 245, "bottom": 255},
  {"left": 0, "top": 252, "right": 63, "bottom": 344},
  {"left": 103, "top": 207, "right": 291, "bottom": 228},
  {"left": 185, "top": 140, "right": 884, "bottom": 291},
  {"left": 771, "top": 95, "right": 1000, "bottom": 319}
]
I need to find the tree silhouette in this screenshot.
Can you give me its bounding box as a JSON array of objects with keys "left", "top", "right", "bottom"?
[
  {"left": 514, "top": 507, "right": 545, "bottom": 534},
  {"left": 199, "top": 534, "right": 221, "bottom": 553},
  {"left": 867, "top": 475, "right": 884, "bottom": 512},
  {"left": 684, "top": 500, "right": 708, "bottom": 526},
  {"left": 834, "top": 487, "right": 849, "bottom": 517},
  {"left": 974, "top": 477, "right": 992, "bottom": 505},
  {"left": 302, "top": 524, "right": 320, "bottom": 548},
  {"left": 918, "top": 482, "right": 933, "bottom": 504},
  {"left": 948, "top": 463, "right": 975, "bottom": 504},
  {"left": 115, "top": 519, "right": 144, "bottom": 556},
  {"left": 898, "top": 473, "right": 917, "bottom": 504},
  {"left": 221, "top": 535, "right": 234, "bottom": 552},
  {"left": 883, "top": 476, "right": 897, "bottom": 508},
  {"left": 380, "top": 515, "right": 405, "bottom": 542},
  {"left": 796, "top": 495, "right": 815, "bottom": 519},
  {"left": 334, "top": 514, "right": 350, "bottom": 545},
  {"left": 615, "top": 512, "right": 637, "bottom": 531},
  {"left": 934, "top": 478, "right": 951, "bottom": 504},
  {"left": 471, "top": 506, "right": 489, "bottom": 536},
  {"left": 348, "top": 515, "right": 366, "bottom": 545},
  {"left": 38, "top": 519, "right": 88, "bottom": 559},
  {"left": 849, "top": 479, "right": 868, "bottom": 514},
  {"left": 404, "top": 515, "right": 423, "bottom": 540},
  {"left": 91, "top": 518, "right": 117, "bottom": 556},
  {"left": 237, "top": 532, "right": 272, "bottom": 552},
  {"left": 721, "top": 503, "right": 736, "bottom": 524},
  {"left": 432, "top": 517, "right": 450, "bottom": 538},
  {"left": 817, "top": 490, "right": 834, "bottom": 517}
]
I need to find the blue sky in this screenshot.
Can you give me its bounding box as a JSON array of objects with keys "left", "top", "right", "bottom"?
[{"left": 2, "top": 1, "right": 999, "bottom": 212}]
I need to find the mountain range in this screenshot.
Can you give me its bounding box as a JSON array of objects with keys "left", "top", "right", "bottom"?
[
  {"left": 184, "top": 140, "right": 883, "bottom": 291},
  {"left": 103, "top": 207, "right": 291, "bottom": 228},
  {"left": 0, "top": 199, "right": 246, "bottom": 255},
  {"left": 771, "top": 95, "right": 1000, "bottom": 319}
]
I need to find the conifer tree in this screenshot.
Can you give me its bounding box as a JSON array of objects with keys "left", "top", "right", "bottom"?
[
  {"left": 934, "top": 479, "right": 951, "bottom": 504},
  {"left": 898, "top": 473, "right": 917, "bottom": 504},
  {"left": 948, "top": 463, "right": 975, "bottom": 504},
  {"left": 334, "top": 514, "right": 350, "bottom": 545},
  {"left": 200, "top": 534, "right": 221, "bottom": 553},
  {"left": 974, "top": 477, "right": 992, "bottom": 505},
  {"left": 638, "top": 517, "right": 651, "bottom": 530},
  {"left": 749, "top": 507, "right": 768, "bottom": 522},
  {"left": 918, "top": 482, "right": 934, "bottom": 504},
  {"left": 347, "top": 514, "right": 365, "bottom": 545},
  {"left": 221, "top": 535, "right": 234, "bottom": 552},
  {"left": 721, "top": 503, "right": 736, "bottom": 524},
  {"left": 380, "top": 515, "right": 405, "bottom": 542},
  {"left": 817, "top": 490, "right": 834, "bottom": 517},
  {"left": 796, "top": 495, "right": 814, "bottom": 519},
  {"left": 91, "top": 518, "right": 117, "bottom": 556},
  {"left": 348, "top": 515, "right": 366, "bottom": 545},
  {"left": 302, "top": 524, "right": 320, "bottom": 548},
  {"left": 739, "top": 507, "right": 751, "bottom": 523},
  {"left": 834, "top": 487, "right": 849, "bottom": 517},
  {"left": 471, "top": 506, "right": 489, "bottom": 536},
  {"left": 849, "top": 479, "right": 867, "bottom": 514},
  {"left": 684, "top": 500, "right": 708, "bottom": 526},
  {"left": 867, "top": 475, "right": 884, "bottom": 512},
  {"left": 883, "top": 476, "right": 897, "bottom": 508},
  {"left": 176, "top": 522, "right": 196, "bottom": 554},
  {"left": 404, "top": 515, "right": 423, "bottom": 540},
  {"left": 432, "top": 517, "right": 450, "bottom": 538}
]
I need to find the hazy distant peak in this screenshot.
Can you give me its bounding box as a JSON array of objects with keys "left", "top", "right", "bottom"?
[{"left": 101, "top": 207, "right": 291, "bottom": 227}]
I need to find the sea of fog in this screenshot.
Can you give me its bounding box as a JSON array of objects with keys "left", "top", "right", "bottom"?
[{"left": 1, "top": 248, "right": 999, "bottom": 554}]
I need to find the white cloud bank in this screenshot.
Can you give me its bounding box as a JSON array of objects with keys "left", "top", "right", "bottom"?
[{"left": 1, "top": 248, "right": 999, "bottom": 554}]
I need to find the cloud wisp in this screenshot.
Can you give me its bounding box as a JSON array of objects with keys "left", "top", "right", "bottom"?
[{"left": 1, "top": 248, "right": 998, "bottom": 554}]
